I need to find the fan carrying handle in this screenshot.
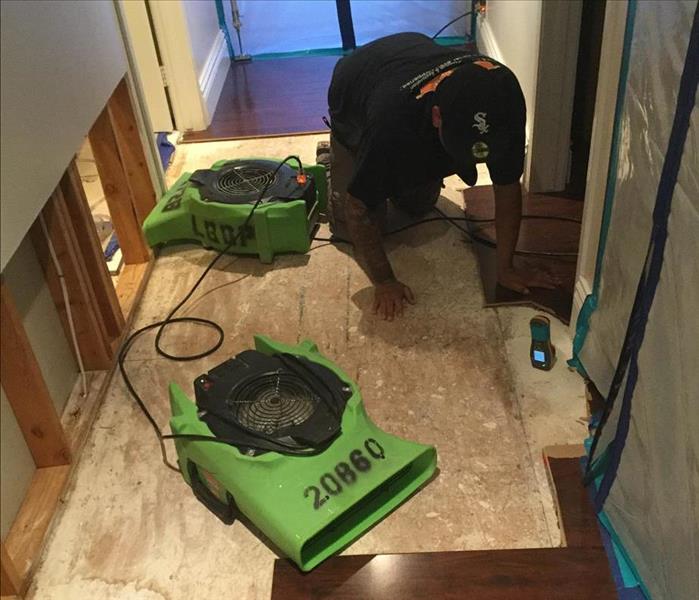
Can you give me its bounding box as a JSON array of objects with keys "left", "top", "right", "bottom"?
[{"left": 187, "top": 460, "right": 238, "bottom": 525}]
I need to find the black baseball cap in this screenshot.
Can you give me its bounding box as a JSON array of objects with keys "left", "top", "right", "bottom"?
[{"left": 435, "top": 58, "right": 525, "bottom": 186}]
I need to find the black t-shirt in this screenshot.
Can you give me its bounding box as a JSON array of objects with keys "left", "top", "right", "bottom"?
[{"left": 328, "top": 33, "right": 525, "bottom": 207}]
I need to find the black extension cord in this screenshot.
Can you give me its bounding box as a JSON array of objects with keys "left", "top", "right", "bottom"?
[{"left": 315, "top": 206, "right": 580, "bottom": 259}]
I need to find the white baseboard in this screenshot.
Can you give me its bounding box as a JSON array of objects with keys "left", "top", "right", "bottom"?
[
  {"left": 477, "top": 17, "right": 504, "bottom": 63},
  {"left": 571, "top": 276, "right": 593, "bottom": 334},
  {"left": 199, "top": 31, "right": 231, "bottom": 126}
]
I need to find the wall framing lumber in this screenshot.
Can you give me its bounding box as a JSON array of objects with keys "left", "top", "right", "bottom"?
[
  {"left": 0, "top": 281, "right": 71, "bottom": 468},
  {"left": 4, "top": 466, "right": 71, "bottom": 596},
  {"left": 29, "top": 189, "right": 113, "bottom": 371},
  {"left": 59, "top": 161, "right": 125, "bottom": 340},
  {"left": 88, "top": 96, "right": 150, "bottom": 265},
  {"left": 1, "top": 542, "right": 22, "bottom": 597},
  {"left": 107, "top": 79, "right": 157, "bottom": 225}
]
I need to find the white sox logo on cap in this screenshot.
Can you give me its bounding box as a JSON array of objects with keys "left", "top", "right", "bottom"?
[{"left": 472, "top": 112, "right": 489, "bottom": 134}]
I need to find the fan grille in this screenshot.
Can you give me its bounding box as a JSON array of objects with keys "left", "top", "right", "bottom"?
[
  {"left": 215, "top": 165, "right": 278, "bottom": 197},
  {"left": 226, "top": 371, "right": 318, "bottom": 434}
]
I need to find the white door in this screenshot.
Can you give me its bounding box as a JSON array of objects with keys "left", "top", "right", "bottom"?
[{"left": 119, "top": 0, "right": 174, "bottom": 132}]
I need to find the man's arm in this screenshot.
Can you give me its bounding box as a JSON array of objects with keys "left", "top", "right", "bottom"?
[
  {"left": 493, "top": 182, "right": 557, "bottom": 293},
  {"left": 345, "top": 194, "right": 415, "bottom": 320}
]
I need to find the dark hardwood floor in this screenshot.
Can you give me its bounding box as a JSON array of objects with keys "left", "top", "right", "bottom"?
[
  {"left": 183, "top": 55, "right": 340, "bottom": 142},
  {"left": 272, "top": 547, "right": 615, "bottom": 600},
  {"left": 462, "top": 185, "right": 583, "bottom": 324},
  {"left": 271, "top": 454, "right": 618, "bottom": 599}
]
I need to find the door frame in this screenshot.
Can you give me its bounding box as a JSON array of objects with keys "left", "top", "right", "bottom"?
[
  {"left": 117, "top": 0, "right": 175, "bottom": 132},
  {"left": 146, "top": 0, "right": 210, "bottom": 132},
  {"left": 113, "top": 1, "right": 167, "bottom": 194},
  {"left": 527, "top": 0, "right": 584, "bottom": 194},
  {"left": 571, "top": 0, "right": 629, "bottom": 331}
]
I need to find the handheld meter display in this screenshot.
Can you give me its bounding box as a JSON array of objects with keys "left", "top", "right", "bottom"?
[{"left": 530, "top": 315, "right": 555, "bottom": 370}]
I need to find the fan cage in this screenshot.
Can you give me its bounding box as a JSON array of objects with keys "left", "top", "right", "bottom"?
[
  {"left": 214, "top": 165, "right": 279, "bottom": 198},
  {"left": 226, "top": 371, "right": 319, "bottom": 435}
]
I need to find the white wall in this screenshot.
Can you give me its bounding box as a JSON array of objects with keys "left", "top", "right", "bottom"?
[
  {"left": 477, "top": 0, "right": 543, "bottom": 142},
  {"left": 0, "top": 0, "right": 128, "bottom": 270},
  {"left": 182, "top": 0, "right": 223, "bottom": 79}
]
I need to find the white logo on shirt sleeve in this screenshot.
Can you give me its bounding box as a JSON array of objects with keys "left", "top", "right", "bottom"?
[{"left": 472, "top": 112, "right": 489, "bottom": 134}]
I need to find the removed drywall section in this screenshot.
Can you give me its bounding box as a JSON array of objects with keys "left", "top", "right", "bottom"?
[
  {"left": 477, "top": 0, "right": 543, "bottom": 140},
  {"left": 0, "top": 387, "right": 35, "bottom": 539},
  {"left": 0, "top": 0, "right": 127, "bottom": 270},
  {"left": 2, "top": 237, "right": 78, "bottom": 416}
]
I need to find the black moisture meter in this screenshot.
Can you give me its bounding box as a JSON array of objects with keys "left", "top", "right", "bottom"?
[{"left": 530, "top": 315, "right": 555, "bottom": 370}]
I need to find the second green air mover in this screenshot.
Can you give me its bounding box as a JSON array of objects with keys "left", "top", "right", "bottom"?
[
  {"left": 143, "top": 158, "right": 327, "bottom": 263},
  {"left": 170, "top": 336, "right": 437, "bottom": 571}
]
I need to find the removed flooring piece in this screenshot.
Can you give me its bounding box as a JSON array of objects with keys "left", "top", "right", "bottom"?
[
  {"left": 271, "top": 449, "right": 616, "bottom": 600},
  {"left": 272, "top": 548, "right": 614, "bottom": 600},
  {"left": 462, "top": 186, "right": 582, "bottom": 324},
  {"left": 183, "top": 56, "right": 339, "bottom": 142}
]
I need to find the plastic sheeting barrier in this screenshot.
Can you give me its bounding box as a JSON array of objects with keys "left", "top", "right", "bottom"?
[{"left": 577, "top": 1, "right": 698, "bottom": 598}]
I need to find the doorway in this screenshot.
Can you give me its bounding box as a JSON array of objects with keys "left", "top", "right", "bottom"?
[{"left": 183, "top": 0, "right": 476, "bottom": 142}]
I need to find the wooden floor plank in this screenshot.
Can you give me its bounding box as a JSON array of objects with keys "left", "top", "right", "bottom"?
[
  {"left": 183, "top": 56, "right": 339, "bottom": 142},
  {"left": 271, "top": 547, "right": 616, "bottom": 600},
  {"left": 4, "top": 466, "right": 71, "bottom": 584},
  {"left": 462, "top": 185, "right": 582, "bottom": 324},
  {"left": 545, "top": 454, "right": 603, "bottom": 548}
]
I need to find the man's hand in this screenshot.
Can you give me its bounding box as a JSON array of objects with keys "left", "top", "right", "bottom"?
[
  {"left": 498, "top": 266, "right": 558, "bottom": 294},
  {"left": 373, "top": 280, "right": 416, "bottom": 320}
]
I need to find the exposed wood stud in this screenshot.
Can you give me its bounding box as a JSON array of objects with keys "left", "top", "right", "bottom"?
[
  {"left": 60, "top": 161, "right": 125, "bottom": 340},
  {"left": 1, "top": 542, "right": 22, "bottom": 597},
  {"left": 107, "top": 79, "right": 157, "bottom": 225},
  {"left": 30, "top": 189, "right": 113, "bottom": 371},
  {"left": 89, "top": 104, "right": 150, "bottom": 265},
  {"left": 0, "top": 281, "right": 71, "bottom": 468}
]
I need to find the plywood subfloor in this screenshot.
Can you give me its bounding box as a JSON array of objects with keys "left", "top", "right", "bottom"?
[{"left": 27, "top": 135, "right": 587, "bottom": 600}]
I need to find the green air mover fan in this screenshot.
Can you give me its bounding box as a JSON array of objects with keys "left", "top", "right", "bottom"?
[
  {"left": 169, "top": 336, "right": 437, "bottom": 571},
  {"left": 143, "top": 159, "right": 327, "bottom": 263}
]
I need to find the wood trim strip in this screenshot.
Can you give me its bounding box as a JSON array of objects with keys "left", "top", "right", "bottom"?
[
  {"left": 4, "top": 466, "right": 71, "bottom": 593},
  {"left": 1, "top": 542, "right": 21, "bottom": 597},
  {"left": 89, "top": 105, "right": 150, "bottom": 265},
  {"left": 60, "top": 161, "right": 125, "bottom": 340},
  {"left": 107, "top": 79, "right": 157, "bottom": 225},
  {"left": 115, "top": 260, "right": 151, "bottom": 319},
  {"left": 0, "top": 281, "right": 71, "bottom": 467},
  {"left": 29, "top": 189, "right": 113, "bottom": 371}
]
